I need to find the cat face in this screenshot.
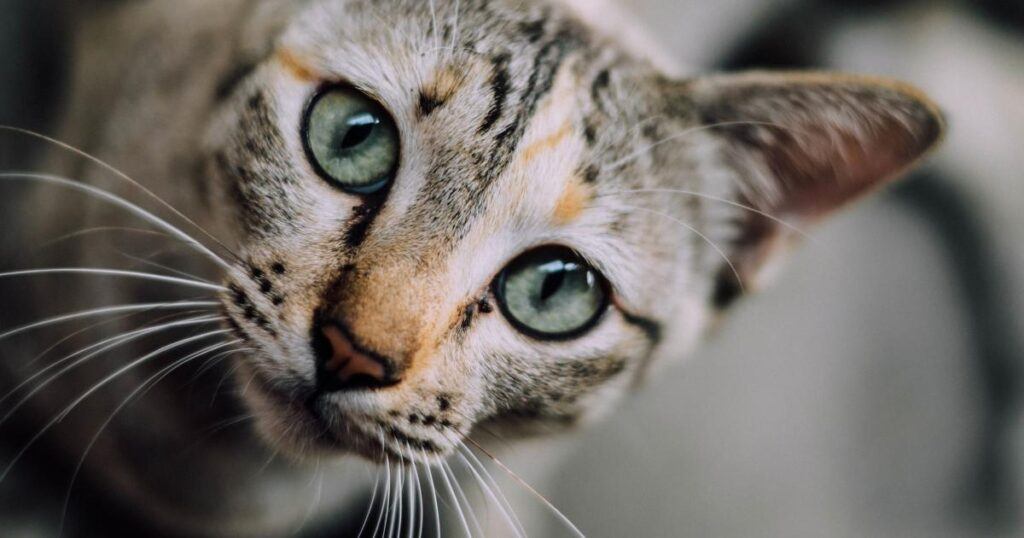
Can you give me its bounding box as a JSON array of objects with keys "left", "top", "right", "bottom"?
[{"left": 202, "top": 0, "right": 942, "bottom": 462}]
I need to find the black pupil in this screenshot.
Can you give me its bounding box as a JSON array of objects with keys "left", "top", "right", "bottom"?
[
  {"left": 539, "top": 269, "right": 566, "bottom": 302},
  {"left": 339, "top": 113, "right": 377, "bottom": 150}
]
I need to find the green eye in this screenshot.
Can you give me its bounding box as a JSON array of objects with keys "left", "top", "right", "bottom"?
[
  {"left": 302, "top": 86, "right": 399, "bottom": 194},
  {"left": 494, "top": 246, "right": 609, "bottom": 339}
]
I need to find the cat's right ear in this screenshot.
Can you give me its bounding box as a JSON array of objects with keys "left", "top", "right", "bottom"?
[{"left": 682, "top": 72, "right": 945, "bottom": 306}]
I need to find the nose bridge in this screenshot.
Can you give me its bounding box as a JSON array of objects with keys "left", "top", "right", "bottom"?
[{"left": 332, "top": 245, "right": 447, "bottom": 366}]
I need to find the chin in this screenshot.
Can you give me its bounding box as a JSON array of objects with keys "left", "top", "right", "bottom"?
[{"left": 236, "top": 360, "right": 459, "bottom": 465}]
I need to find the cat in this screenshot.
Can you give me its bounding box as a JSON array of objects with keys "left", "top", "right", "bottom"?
[{"left": 0, "top": 0, "right": 943, "bottom": 535}]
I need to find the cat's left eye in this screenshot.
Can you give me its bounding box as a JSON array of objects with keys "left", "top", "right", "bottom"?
[
  {"left": 302, "top": 86, "right": 399, "bottom": 194},
  {"left": 494, "top": 246, "right": 610, "bottom": 340}
]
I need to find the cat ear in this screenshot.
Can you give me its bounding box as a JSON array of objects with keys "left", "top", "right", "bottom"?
[{"left": 687, "top": 72, "right": 944, "bottom": 303}]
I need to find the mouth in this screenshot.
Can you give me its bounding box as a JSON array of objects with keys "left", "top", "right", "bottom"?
[{"left": 236, "top": 360, "right": 456, "bottom": 464}]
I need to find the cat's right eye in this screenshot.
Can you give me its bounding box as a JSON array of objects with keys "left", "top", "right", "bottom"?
[{"left": 302, "top": 86, "right": 399, "bottom": 194}]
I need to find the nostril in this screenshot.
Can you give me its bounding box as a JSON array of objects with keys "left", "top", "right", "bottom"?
[{"left": 313, "top": 321, "right": 400, "bottom": 392}]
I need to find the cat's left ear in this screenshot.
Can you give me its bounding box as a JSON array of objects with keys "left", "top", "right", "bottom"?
[{"left": 685, "top": 72, "right": 945, "bottom": 302}]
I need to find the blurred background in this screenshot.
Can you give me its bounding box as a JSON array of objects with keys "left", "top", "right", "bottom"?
[{"left": 1, "top": 0, "right": 1022, "bottom": 536}]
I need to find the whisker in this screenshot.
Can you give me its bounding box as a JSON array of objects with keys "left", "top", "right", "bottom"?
[
  {"left": 210, "top": 359, "right": 244, "bottom": 407},
  {"left": 117, "top": 251, "right": 221, "bottom": 286},
  {"left": 40, "top": 226, "right": 171, "bottom": 249},
  {"left": 442, "top": 460, "right": 483, "bottom": 537},
  {"left": 405, "top": 452, "right": 416, "bottom": 538},
  {"left": 0, "top": 267, "right": 226, "bottom": 293},
  {"left": 394, "top": 461, "right": 406, "bottom": 538},
  {"left": 191, "top": 412, "right": 255, "bottom": 441},
  {"left": 596, "top": 188, "right": 811, "bottom": 239},
  {"left": 410, "top": 451, "right": 424, "bottom": 538},
  {"left": 423, "top": 460, "right": 442, "bottom": 538},
  {"left": 294, "top": 457, "right": 326, "bottom": 536},
  {"left": 623, "top": 204, "right": 745, "bottom": 293},
  {"left": 369, "top": 457, "right": 392, "bottom": 538},
  {"left": 450, "top": 0, "right": 461, "bottom": 51},
  {"left": 0, "top": 328, "right": 231, "bottom": 483},
  {"left": 385, "top": 460, "right": 401, "bottom": 538},
  {"left": 428, "top": 0, "right": 441, "bottom": 55},
  {"left": 0, "top": 172, "right": 232, "bottom": 271},
  {"left": 54, "top": 329, "right": 232, "bottom": 424},
  {"left": 189, "top": 346, "right": 257, "bottom": 385},
  {"left": 435, "top": 460, "right": 472, "bottom": 538},
  {"left": 20, "top": 307, "right": 197, "bottom": 369},
  {"left": 604, "top": 120, "right": 785, "bottom": 171},
  {"left": 456, "top": 443, "right": 526, "bottom": 538},
  {"left": 58, "top": 339, "right": 242, "bottom": 534},
  {"left": 0, "top": 315, "right": 224, "bottom": 419},
  {"left": 356, "top": 469, "right": 382, "bottom": 538},
  {"left": 0, "top": 126, "right": 241, "bottom": 263},
  {"left": 0, "top": 300, "right": 219, "bottom": 341},
  {"left": 464, "top": 438, "right": 584, "bottom": 538}
]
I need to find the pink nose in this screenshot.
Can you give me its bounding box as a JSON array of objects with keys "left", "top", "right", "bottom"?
[{"left": 317, "top": 323, "right": 398, "bottom": 392}]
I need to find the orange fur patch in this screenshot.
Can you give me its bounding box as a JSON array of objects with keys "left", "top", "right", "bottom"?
[
  {"left": 425, "top": 66, "right": 465, "bottom": 104},
  {"left": 276, "top": 49, "right": 319, "bottom": 82},
  {"left": 553, "top": 176, "right": 591, "bottom": 224},
  {"left": 521, "top": 121, "right": 573, "bottom": 164}
]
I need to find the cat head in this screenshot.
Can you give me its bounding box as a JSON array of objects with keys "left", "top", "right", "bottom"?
[{"left": 202, "top": 0, "right": 943, "bottom": 462}]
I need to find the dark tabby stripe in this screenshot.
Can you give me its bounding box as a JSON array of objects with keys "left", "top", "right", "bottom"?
[{"left": 479, "top": 53, "right": 511, "bottom": 133}]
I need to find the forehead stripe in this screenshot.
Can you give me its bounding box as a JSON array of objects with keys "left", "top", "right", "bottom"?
[
  {"left": 479, "top": 53, "right": 511, "bottom": 133},
  {"left": 405, "top": 21, "right": 585, "bottom": 249}
]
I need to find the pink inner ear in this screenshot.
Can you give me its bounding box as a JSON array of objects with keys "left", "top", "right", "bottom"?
[
  {"left": 766, "top": 111, "right": 931, "bottom": 221},
  {"left": 695, "top": 73, "right": 944, "bottom": 223},
  {"left": 690, "top": 73, "right": 944, "bottom": 290}
]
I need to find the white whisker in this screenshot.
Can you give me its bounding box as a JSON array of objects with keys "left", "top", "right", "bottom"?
[
  {"left": 58, "top": 339, "right": 242, "bottom": 534},
  {"left": 465, "top": 439, "right": 585, "bottom": 538},
  {"left": 442, "top": 460, "right": 483, "bottom": 537},
  {"left": 117, "top": 251, "right": 221, "bottom": 285},
  {"left": 450, "top": 0, "right": 461, "bottom": 51},
  {"left": 597, "top": 188, "right": 810, "bottom": 239},
  {"left": 0, "top": 315, "right": 225, "bottom": 420},
  {"left": 405, "top": 456, "right": 416, "bottom": 538},
  {"left": 436, "top": 460, "right": 472, "bottom": 538},
  {"left": 0, "top": 172, "right": 232, "bottom": 270},
  {"left": 0, "top": 126, "right": 240, "bottom": 262},
  {"left": 0, "top": 300, "right": 219, "bottom": 341},
  {"left": 423, "top": 461, "right": 442, "bottom": 538},
  {"left": 41, "top": 226, "right": 170, "bottom": 249},
  {"left": 294, "top": 458, "right": 326, "bottom": 536},
  {"left": 458, "top": 446, "right": 521, "bottom": 530},
  {"left": 604, "top": 120, "right": 784, "bottom": 171},
  {"left": 624, "top": 204, "right": 745, "bottom": 292},
  {"left": 55, "top": 329, "right": 232, "bottom": 424},
  {"left": 190, "top": 346, "right": 256, "bottom": 384},
  {"left": 393, "top": 462, "right": 405, "bottom": 538},
  {"left": 21, "top": 307, "right": 186, "bottom": 369},
  {"left": 371, "top": 458, "right": 392, "bottom": 538},
  {"left": 0, "top": 267, "right": 226, "bottom": 292},
  {"left": 0, "top": 328, "right": 231, "bottom": 483},
  {"left": 456, "top": 444, "right": 525, "bottom": 538},
  {"left": 428, "top": 0, "right": 441, "bottom": 55},
  {"left": 410, "top": 453, "right": 424, "bottom": 538},
  {"left": 357, "top": 470, "right": 383, "bottom": 538}
]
